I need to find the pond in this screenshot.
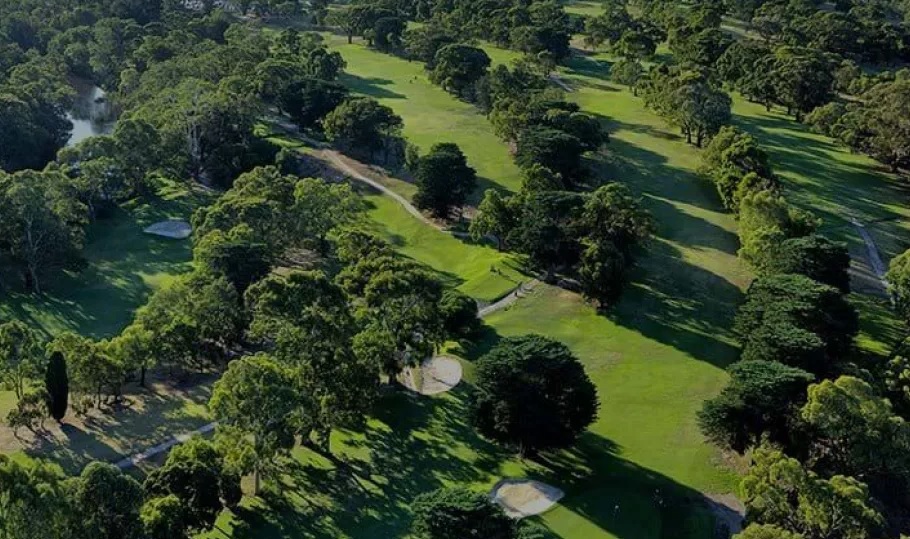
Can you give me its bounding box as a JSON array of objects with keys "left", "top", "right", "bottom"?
[{"left": 66, "top": 78, "right": 116, "bottom": 147}]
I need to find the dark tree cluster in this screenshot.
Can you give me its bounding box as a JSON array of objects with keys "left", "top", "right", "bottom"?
[
  {"left": 640, "top": 66, "right": 732, "bottom": 147},
  {"left": 471, "top": 182, "right": 654, "bottom": 308},
  {"left": 0, "top": 438, "right": 240, "bottom": 539},
  {"left": 583, "top": 1, "right": 664, "bottom": 59},
  {"left": 410, "top": 486, "right": 548, "bottom": 539}
]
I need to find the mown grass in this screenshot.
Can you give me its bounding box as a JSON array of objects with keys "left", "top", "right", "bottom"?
[
  {"left": 0, "top": 178, "right": 214, "bottom": 339},
  {"left": 206, "top": 33, "right": 749, "bottom": 539},
  {"left": 323, "top": 34, "right": 525, "bottom": 196}
]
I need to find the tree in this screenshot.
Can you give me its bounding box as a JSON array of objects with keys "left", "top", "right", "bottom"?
[
  {"left": 510, "top": 190, "right": 586, "bottom": 271},
  {"left": 193, "top": 225, "right": 272, "bottom": 294},
  {"left": 801, "top": 376, "right": 910, "bottom": 489},
  {"left": 576, "top": 183, "right": 653, "bottom": 308},
  {"left": 339, "top": 257, "right": 446, "bottom": 378},
  {"left": 209, "top": 354, "right": 299, "bottom": 494},
  {"left": 371, "top": 16, "right": 405, "bottom": 52},
  {"left": 0, "top": 455, "right": 73, "bottom": 538},
  {"left": 670, "top": 78, "right": 732, "bottom": 147},
  {"left": 0, "top": 320, "right": 43, "bottom": 400},
  {"left": 439, "top": 289, "right": 480, "bottom": 337},
  {"left": 771, "top": 48, "right": 835, "bottom": 122},
  {"left": 584, "top": 4, "right": 633, "bottom": 51},
  {"left": 581, "top": 183, "right": 655, "bottom": 257},
  {"left": 741, "top": 444, "right": 883, "bottom": 539},
  {"left": 403, "top": 26, "right": 457, "bottom": 66},
  {"left": 735, "top": 274, "right": 858, "bottom": 375},
  {"left": 738, "top": 189, "right": 817, "bottom": 270},
  {"left": 246, "top": 271, "right": 379, "bottom": 451},
  {"left": 411, "top": 487, "right": 516, "bottom": 539},
  {"left": 430, "top": 44, "right": 491, "bottom": 99},
  {"left": 44, "top": 351, "right": 68, "bottom": 422},
  {"left": 470, "top": 189, "right": 517, "bottom": 250},
  {"left": 765, "top": 235, "right": 850, "bottom": 293},
  {"left": 7, "top": 389, "right": 48, "bottom": 435},
  {"left": 323, "top": 97, "right": 403, "bottom": 158},
  {"left": 698, "top": 360, "right": 814, "bottom": 452},
  {"left": 0, "top": 169, "right": 88, "bottom": 293},
  {"left": 141, "top": 495, "right": 187, "bottom": 539},
  {"left": 887, "top": 247, "right": 910, "bottom": 325},
  {"left": 279, "top": 78, "right": 348, "bottom": 130},
  {"left": 291, "top": 178, "right": 364, "bottom": 253},
  {"left": 143, "top": 437, "right": 232, "bottom": 534},
  {"left": 472, "top": 335, "right": 598, "bottom": 454},
  {"left": 735, "top": 525, "right": 804, "bottom": 539},
  {"left": 858, "top": 80, "right": 910, "bottom": 172},
  {"left": 610, "top": 58, "right": 644, "bottom": 95},
  {"left": 577, "top": 238, "right": 627, "bottom": 309},
  {"left": 515, "top": 126, "right": 585, "bottom": 184},
  {"left": 413, "top": 143, "right": 477, "bottom": 219},
  {"left": 68, "top": 462, "right": 144, "bottom": 539},
  {"left": 699, "top": 126, "right": 777, "bottom": 212}
]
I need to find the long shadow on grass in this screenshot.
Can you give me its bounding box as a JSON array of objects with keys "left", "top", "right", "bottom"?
[
  {"left": 534, "top": 433, "right": 722, "bottom": 539},
  {"left": 611, "top": 238, "right": 743, "bottom": 369},
  {"left": 732, "top": 111, "right": 910, "bottom": 258},
  {"left": 339, "top": 73, "right": 407, "bottom": 100},
  {"left": 228, "top": 387, "right": 510, "bottom": 538},
  {"left": 225, "top": 381, "right": 726, "bottom": 539}
]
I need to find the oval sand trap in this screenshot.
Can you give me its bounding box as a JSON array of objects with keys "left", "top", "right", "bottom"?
[
  {"left": 399, "top": 355, "right": 463, "bottom": 395},
  {"left": 144, "top": 220, "right": 192, "bottom": 239},
  {"left": 490, "top": 479, "right": 564, "bottom": 518}
]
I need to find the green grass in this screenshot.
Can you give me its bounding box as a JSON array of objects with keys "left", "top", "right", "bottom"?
[
  {"left": 207, "top": 32, "right": 753, "bottom": 539},
  {"left": 729, "top": 97, "right": 910, "bottom": 262},
  {"left": 364, "top": 194, "right": 526, "bottom": 302},
  {"left": 0, "top": 178, "right": 215, "bottom": 339},
  {"left": 561, "top": 0, "right": 605, "bottom": 17},
  {"left": 323, "top": 34, "right": 524, "bottom": 196}
]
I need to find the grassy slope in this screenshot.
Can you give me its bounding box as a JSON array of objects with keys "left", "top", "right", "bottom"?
[{"left": 0, "top": 179, "right": 213, "bottom": 339}]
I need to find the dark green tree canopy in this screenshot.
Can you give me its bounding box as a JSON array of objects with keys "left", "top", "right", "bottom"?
[{"left": 472, "top": 334, "right": 598, "bottom": 453}]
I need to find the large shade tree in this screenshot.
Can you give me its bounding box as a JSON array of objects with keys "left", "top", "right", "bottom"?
[{"left": 471, "top": 335, "right": 598, "bottom": 454}]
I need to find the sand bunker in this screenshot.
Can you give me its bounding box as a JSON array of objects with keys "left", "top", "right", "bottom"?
[
  {"left": 490, "top": 479, "right": 564, "bottom": 518},
  {"left": 144, "top": 220, "right": 192, "bottom": 239},
  {"left": 399, "top": 355, "right": 463, "bottom": 395}
]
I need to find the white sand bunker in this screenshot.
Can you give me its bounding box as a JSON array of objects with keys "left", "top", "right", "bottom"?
[
  {"left": 399, "top": 355, "right": 463, "bottom": 395},
  {"left": 144, "top": 220, "right": 192, "bottom": 239},
  {"left": 490, "top": 479, "right": 565, "bottom": 518}
]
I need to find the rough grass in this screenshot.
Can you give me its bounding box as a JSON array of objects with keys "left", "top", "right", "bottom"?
[{"left": 0, "top": 178, "right": 214, "bottom": 339}]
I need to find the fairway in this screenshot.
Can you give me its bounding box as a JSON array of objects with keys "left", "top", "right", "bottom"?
[
  {"left": 0, "top": 179, "right": 214, "bottom": 338},
  {"left": 324, "top": 34, "right": 524, "bottom": 196}
]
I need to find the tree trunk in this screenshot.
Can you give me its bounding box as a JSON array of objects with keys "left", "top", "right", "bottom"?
[
  {"left": 26, "top": 265, "right": 40, "bottom": 295},
  {"left": 253, "top": 466, "right": 261, "bottom": 495},
  {"left": 140, "top": 366, "right": 147, "bottom": 387},
  {"left": 347, "top": 31, "right": 353, "bottom": 44}
]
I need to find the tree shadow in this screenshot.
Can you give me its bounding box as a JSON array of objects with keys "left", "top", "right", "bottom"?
[
  {"left": 734, "top": 102, "right": 910, "bottom": 260},
  {"left": 338, "top": 73, "right": 407, "bottom": 100}
]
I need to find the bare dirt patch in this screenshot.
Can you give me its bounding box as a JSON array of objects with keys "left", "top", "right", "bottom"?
[
  {"left": 398, "top": 355, "right": 463, "bottom": 395},
  {"left": 490, "top": 478, "right": 565, "bottom": 518}
]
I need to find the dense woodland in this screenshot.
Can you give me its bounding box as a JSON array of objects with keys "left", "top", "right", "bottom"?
[{"left": 1, "top": 0, "right": 910, "bottom": 537}]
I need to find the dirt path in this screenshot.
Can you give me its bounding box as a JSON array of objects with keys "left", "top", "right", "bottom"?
[
  {"left": 478, "top": 279, "right": 541, "bottom": 318},
  {"left": 116, "top": 422, "right": 216, "bottom": 469},
  {"left": 549, "top": 73, "right": 575, "bottom": 93},
  {"left": 850, "top": 218, "right": 891, "bottom": 298},
  {"left": 320, "top": 150, "right": 441, "bottom": 230}
]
